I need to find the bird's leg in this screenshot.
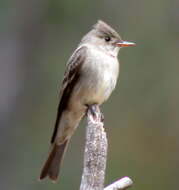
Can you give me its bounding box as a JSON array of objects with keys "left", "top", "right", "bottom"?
[
  {"left": 88, "top": 104, "right": 98, "bottom": 119},
  {"left": 86, "top": 104, "right": 104, "bottom": 123}
]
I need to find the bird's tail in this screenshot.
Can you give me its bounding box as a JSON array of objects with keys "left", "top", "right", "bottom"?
[{"left": 39, "top": 140, "right": 68, "bottom": 182}]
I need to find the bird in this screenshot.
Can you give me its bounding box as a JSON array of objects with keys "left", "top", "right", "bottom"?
[{"left": 39, "top": 20, "right": 135, "bottom": 182}]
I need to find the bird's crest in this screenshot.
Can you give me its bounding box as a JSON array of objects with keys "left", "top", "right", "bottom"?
[{"left": 93, "top": 20, "right": 121, "bottom": 39}]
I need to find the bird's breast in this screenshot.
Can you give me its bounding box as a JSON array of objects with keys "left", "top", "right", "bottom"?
[{"left": 76, "top": 46, "right": 120, "bottom": 105}]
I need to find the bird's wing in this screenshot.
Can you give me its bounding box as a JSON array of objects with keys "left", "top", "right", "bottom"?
[{"left": 51, "top": 46, "right": 87, "bottom": 143}]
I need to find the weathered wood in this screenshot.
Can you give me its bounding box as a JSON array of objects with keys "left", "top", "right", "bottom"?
[
  {"left": 79, "top": 106, "right": 133, "bottom": 190},
  {"left": 104, "top": 177, "right": 133, "bottom": 190},
  {"left": 80, "top": 107, "right": 107, "bottom": 190}
]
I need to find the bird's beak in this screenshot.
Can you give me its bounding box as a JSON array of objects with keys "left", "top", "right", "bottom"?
[{"left": 116, "top": 41, "right": 136, "bottom": 47}]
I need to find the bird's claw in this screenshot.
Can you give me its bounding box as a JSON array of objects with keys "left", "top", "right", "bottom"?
[{"left": 87, "top": 104, "right": 104, "bottom": 123}]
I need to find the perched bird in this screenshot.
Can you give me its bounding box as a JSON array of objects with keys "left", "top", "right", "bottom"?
[{"left": 39, "top": 20, "right": 135, "bottom": 182}]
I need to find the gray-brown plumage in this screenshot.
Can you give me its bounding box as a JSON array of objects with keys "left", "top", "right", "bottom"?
[{"left": 39, "top": 20, "right": 135, "bottom": 182}]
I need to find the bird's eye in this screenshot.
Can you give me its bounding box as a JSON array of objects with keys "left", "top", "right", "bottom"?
[{"left": 105, "top": 36, "right": 111, "bottom": 42}]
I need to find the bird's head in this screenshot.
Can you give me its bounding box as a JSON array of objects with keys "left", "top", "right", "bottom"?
[{"left": 81, "top": 20, "right": 135, "bottom": 57}]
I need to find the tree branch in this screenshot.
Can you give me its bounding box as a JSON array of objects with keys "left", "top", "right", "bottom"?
[
  {"left": 104, "top": 177, "right": 133, "bottom": 190},
  {"left": 80, "top": 106, "right": 107, "bottom": 190},
  {"left": 79, "top": 106, "right": 133, "bottom": 190}
]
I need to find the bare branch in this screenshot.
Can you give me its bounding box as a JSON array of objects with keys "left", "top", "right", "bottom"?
[
  {"left": 79, "top": 105, "right": 133, "bottom": 190},
  {"left": 80, "top": 106, "right": 107, "bottom": 190},
  {"left": 104, "top": 177, "right": 133, "bottom": 190}
]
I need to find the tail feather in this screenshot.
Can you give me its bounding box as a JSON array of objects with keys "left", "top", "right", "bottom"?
[{"left": 39, "top": 140, "right": 68, "bottom": 182}]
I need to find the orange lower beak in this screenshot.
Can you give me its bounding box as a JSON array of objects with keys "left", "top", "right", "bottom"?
[{"left": 116, "top": 41, "right": 136, "bottom": 47}]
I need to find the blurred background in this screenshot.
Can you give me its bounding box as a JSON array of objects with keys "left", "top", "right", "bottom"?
[{"left": 0, "top": 0, "right": 179, "bottom": 189}]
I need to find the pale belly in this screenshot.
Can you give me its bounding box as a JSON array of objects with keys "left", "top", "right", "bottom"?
[
  {"left": 83, "top": 68, "right": 117, "bottom": 104},
  {"left": 70, "top": 48, "right": 119, "bottom": 107}
]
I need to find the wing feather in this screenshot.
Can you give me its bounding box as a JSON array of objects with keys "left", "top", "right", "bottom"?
[{"left": 51, "top": 46, "right": 87, "bottom": 143}]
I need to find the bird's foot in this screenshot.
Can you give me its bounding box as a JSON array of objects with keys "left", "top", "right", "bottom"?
[{"left": 87, "top": 104, "right": 104, "bottom": 123}]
